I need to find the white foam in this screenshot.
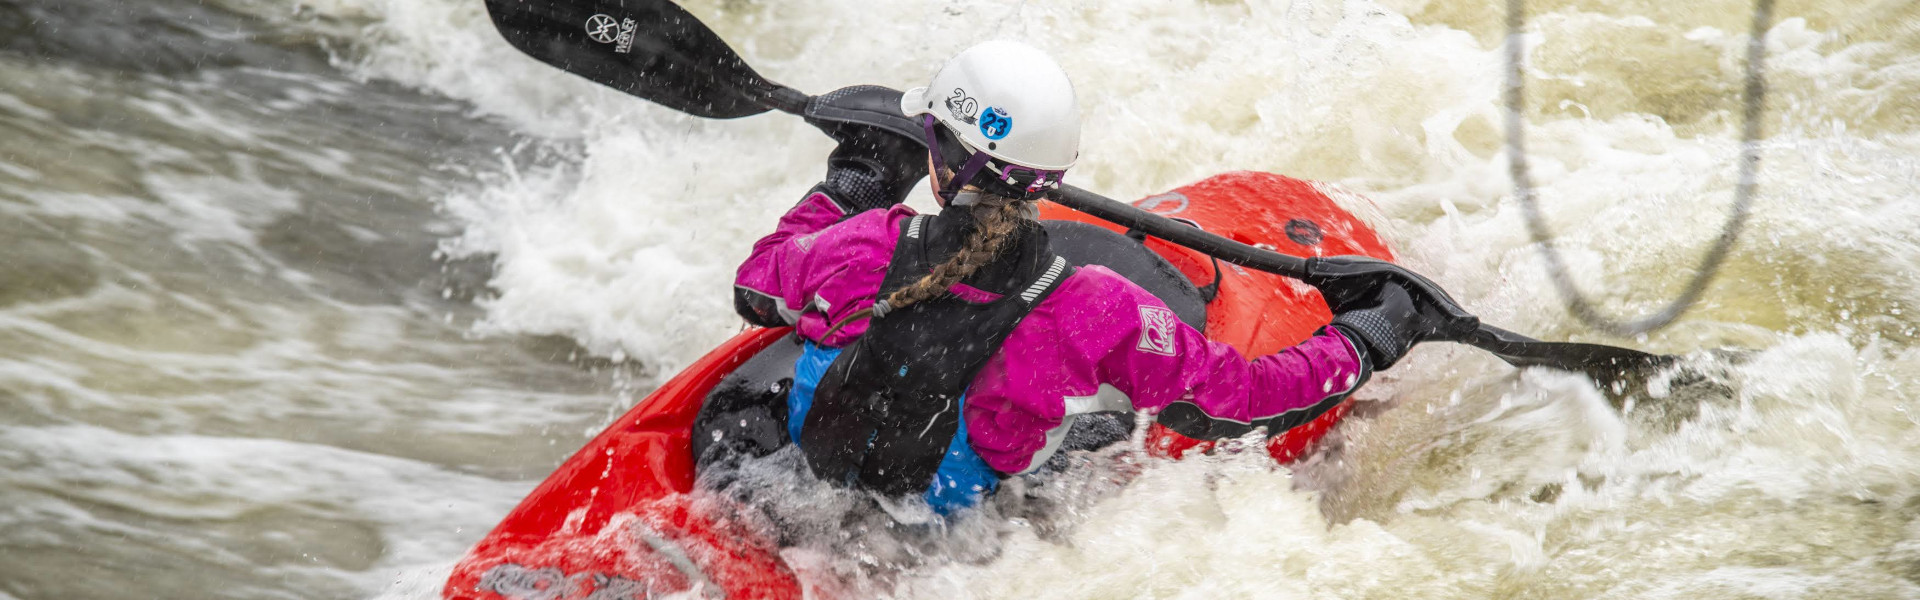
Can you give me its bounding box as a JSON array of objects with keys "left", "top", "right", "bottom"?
[{"left": 288, "top": 0, "right": 1920, "bottom": 596}]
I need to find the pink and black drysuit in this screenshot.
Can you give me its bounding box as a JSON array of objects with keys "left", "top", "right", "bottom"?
[{"left": 732, "top": 190, "right": 1369, "bottom": 512}]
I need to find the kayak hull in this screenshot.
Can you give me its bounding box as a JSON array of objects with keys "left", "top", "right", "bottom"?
[
  {"left": 445, "top": 172, "right": 1395, "bottom": 600},
  {"left": 444, "top": 328, "right": 798, "bottom": 600}
]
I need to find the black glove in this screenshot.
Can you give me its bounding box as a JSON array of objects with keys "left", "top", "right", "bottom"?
[
  {"left": 1330, "top": 281, "right": 1460, "bottom": 370},
  {"left": 819, "top": 122, "right": 928, "bottom": 213}
]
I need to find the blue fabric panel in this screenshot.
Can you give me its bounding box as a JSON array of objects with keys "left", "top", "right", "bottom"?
[
  {"left": 787, "top": 341, "right": 999, "bottom": 514},
  {"left": 923, "top": 401, "right": 999, "bottom": 513},
  {"left": 786, "top": 341, "right": 842, "bottom": 444}
]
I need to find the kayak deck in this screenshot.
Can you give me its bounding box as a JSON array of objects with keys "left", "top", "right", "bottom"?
[{"left": 445, "top": 172, "right": 1396, "bottom": 600}]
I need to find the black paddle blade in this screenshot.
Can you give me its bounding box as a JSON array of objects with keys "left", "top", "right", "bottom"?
[
  {"left": 1300, "top": 255, "right": 1676, "bottom": 377},
  {"left": 1466, "top": 324, "right": 1676, "bottom": 379},
  {"left": 482, "top": 0, "right": 789, "bottom": 118}
]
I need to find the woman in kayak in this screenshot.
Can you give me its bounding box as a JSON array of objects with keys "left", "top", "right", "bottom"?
[{"left": 721, "top": 40, "right": 1455, "bottom": 514}]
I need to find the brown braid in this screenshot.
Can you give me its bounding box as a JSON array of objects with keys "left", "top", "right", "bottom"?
[{"left": 822, "top": 194, "right": 1030, "bottom": 339}]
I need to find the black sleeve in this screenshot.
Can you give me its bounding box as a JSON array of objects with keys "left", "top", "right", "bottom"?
[{"left": 733, "top": 287, "right": 790, "bottom": 328}]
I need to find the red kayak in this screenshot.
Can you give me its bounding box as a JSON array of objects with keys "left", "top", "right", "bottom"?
[{"left": 444, "top": 171, "right": 1396, "bottom": 600}]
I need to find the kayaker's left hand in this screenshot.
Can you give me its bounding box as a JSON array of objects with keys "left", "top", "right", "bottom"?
[
  {"left": 820, "top": 123, "right": 928, "bottom": 213},
  {"left": 1329, "top": 281, "right": 1458, "bottom": 370}
]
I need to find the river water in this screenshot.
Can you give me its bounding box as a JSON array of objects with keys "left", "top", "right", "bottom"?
[{"left": 3, "top": 0, "right": 1919, "bottom": 598}]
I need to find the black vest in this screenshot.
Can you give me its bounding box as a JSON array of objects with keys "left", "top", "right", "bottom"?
[{"left": 799, "top": 214, "right": 1071, "bottom": 496}]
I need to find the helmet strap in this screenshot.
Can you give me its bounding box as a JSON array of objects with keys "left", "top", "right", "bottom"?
[
  {"left": 943, "top": 152, "right": 993, "bottom": 203},
  {"left": 921, "top": 114, "right": 992, "bottom": 205},
  {"left": 920, "top": 114, "right": 1062, "bottom": 204},
  {"left": 921, "top": 114, "right": 951, "bottom": 202}
]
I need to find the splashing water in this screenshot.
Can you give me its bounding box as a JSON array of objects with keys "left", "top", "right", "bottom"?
[{"left": 3, "top": 0, "right": 1919, "bottom": 598}]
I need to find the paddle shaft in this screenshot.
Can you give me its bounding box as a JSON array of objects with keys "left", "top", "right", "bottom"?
[
  {"left": 479, "top": 0, "right": 1674, "bottom": 375},
  {"left": 1052, "top": 186, "right": 1310, "bottom": 276}
]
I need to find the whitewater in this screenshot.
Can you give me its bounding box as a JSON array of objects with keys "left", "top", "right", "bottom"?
[{"left": 2, "top": 0, "right": 1919, "bottom": 598}]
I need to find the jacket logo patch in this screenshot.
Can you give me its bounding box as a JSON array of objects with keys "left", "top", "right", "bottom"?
[{"left": 1137, "top": 306, "right": 1178, "bottom": 356}]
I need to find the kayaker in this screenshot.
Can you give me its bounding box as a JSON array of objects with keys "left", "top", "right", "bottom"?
[{"left": 724, "top": 40, "right": 1458, "bottom": 514}]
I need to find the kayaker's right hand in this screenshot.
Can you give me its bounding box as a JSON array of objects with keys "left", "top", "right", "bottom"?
[
  {"left": 1329, "top": 281, "right": 1453, "bottom": 370},
  {"left": 821, "top": 123, "right": 928, "bottom": 213}
]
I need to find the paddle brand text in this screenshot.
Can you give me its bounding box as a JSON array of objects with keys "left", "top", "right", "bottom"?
[{"left": 584, "top": 13, "right": 638, "bottom": 54}]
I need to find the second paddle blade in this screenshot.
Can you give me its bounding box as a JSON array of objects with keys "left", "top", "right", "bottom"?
[
  {"left": 482, "top": 0, "right": 778, "bottom": 118},
  {"left": 1466, "top": 324, "right": 1676, "bottom": 379}
]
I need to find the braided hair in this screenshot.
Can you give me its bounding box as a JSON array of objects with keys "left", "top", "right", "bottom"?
[{"left": 822, "top": 193, "right": 1030, "bottom": 338}]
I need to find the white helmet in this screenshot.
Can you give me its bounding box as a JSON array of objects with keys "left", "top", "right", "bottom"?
[{"left": 901, "top": 40, "right": 1081, "bottom": 199}]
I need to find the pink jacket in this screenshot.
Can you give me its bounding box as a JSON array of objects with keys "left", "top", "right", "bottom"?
[{"left": 735, "top": 192, "right": 1365, "bottom": 474}]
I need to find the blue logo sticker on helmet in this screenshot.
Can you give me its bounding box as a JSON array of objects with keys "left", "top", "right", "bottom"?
[{"left": 978, "top": 107, "right": 1012, "bottom": 140}]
